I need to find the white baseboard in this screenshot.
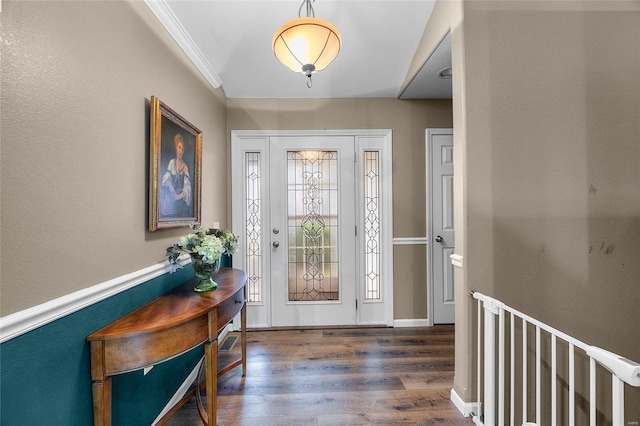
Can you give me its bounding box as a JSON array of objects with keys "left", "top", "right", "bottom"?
[
  {"left": 0, "top": 255, "right": 191, "bottom": 343},
  {"left": 393, "top": 318, "right": 432, "bottom": 327},
  {"left": 450, "top": 388, "right": 479, "bottom": 418}
]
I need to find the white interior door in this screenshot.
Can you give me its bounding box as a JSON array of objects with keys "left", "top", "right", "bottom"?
[
  {"left": 269, "top": 136, "right": 356, "bottom": 327},
  {"left": 428, "top": 129, "right": 455, "bottom": 324}
]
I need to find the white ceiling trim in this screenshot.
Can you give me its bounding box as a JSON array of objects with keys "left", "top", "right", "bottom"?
[{"left": 144, "top": 0, "right": 223, "bottom": 89}]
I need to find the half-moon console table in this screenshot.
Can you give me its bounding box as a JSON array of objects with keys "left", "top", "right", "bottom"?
[{"left": 87, "top": 267, "right": 247, "bottom": 425}]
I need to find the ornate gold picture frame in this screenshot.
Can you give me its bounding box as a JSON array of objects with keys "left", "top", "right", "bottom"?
[{"left": 149, "top": 96, "right": 202, "bottom": 231}]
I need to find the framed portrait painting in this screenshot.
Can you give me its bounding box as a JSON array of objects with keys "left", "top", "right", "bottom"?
[{"left": 149, "top": 96, "right": 202, "bottom": 231}]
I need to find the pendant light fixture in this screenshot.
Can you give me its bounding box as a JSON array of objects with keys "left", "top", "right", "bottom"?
[{"left": 272, "top": 0, "right": 342, "bottom": 88}]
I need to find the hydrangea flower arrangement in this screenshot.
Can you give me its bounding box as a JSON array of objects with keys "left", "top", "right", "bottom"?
[{"left": 166, "top": 224, "right": 238, "bottom": 292}]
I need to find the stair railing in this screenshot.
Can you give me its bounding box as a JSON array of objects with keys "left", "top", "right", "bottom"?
[{"left": 471, "top": 291, "right": 640, "bottom": 426}]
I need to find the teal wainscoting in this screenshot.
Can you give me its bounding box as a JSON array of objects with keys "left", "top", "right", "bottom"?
[{"left": 0, "top": 265, "right": 206, "bottom": 425}]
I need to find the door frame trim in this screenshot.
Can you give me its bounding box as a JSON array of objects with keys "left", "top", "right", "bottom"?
[{"left": 231, "top": 129, "right": 394, "bottom": 327}]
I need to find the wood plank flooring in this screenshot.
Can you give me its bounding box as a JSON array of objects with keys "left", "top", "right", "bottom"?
[{"left": 167, "top": 326, "right": 474, "bottom": 425}]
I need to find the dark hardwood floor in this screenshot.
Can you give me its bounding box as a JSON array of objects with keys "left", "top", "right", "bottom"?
[{"left": 167, "top": 325, "right": 474, "bottom": 425}]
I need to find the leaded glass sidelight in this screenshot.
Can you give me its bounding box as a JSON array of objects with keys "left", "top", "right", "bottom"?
[
  {"left": 287, "top": 151, "right": 339, "bottom": 302},
  {"left": 245, "top": 152, "right": 262, "bottom": 303},
  {"left": 364, "top": 151, "right": 381, "bottom": 300}
]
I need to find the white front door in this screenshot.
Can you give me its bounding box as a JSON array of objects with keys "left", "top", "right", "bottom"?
[
  {"left": 231, "top": 130, "right": 393, "bottom": 329},
  {"left": 269, "top": 136, "right": 356, "bottom": 326},
  {"left": 427, "top": 129, "right": 455, "bottom": 324}
]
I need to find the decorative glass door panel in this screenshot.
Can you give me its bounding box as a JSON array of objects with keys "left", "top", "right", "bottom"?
[
  {"left": 245, "top": 152, "right": 262, "bottom": 303},
  {"left": 287, "top": 151, "right": 339, "bottom": 302}
]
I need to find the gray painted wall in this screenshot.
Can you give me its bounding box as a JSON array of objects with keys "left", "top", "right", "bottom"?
[{"left": 1, "top": 0, "right": 228, "bottom": 315}]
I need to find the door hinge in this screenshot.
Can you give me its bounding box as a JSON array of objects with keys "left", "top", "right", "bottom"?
[
  {"left": 356, "top": 299, "right": 358, "bottom": 310},
  {"left": 355, "top": 225, "right": 357, "bottom": 236}
]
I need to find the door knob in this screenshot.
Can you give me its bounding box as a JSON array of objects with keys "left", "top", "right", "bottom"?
[
  {"left": 435, "top": 236, "right": 444, "bottom": 243},
  {"left": 272, "top": 241, "right": 280, "bottom": 248},
  {"left": 273, "top": 228, "right": 280, "bottom": 234}
]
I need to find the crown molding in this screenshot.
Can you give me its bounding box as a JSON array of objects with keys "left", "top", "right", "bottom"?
[{"left": 144, "top": 0, "right": 223, "bottom": 89}]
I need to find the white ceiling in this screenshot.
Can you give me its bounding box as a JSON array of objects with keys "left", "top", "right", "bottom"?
[{"left": 149, "top": 0, "right": 451, "bottom": 99}]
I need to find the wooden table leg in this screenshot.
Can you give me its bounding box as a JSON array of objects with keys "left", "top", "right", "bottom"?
[
  {"left": 204, "top": 340, "right": 218, "bottom": 425},
  {"left": 92, "top": 378, "right": 112, "bottom": 426},
  {"left": 241, "top": 302, "right": 247, "bottom": 377}
]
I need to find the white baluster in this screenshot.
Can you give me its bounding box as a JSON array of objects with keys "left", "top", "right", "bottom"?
[
  {"left": 569, "top": 344, "right": 575, "bottom": 426},
  {"left": 510, "top": 312, "right": 515, "bottom": 426},
  {"left": 523, "top": 319, "right": 528, "bottom": 425},
  {"left": 590, "top": 357, "right": 596, "bottom": 426},
  {"left": 484, "top": 302, "right": 497, "bottom": 426},
  {"left": 536, "top": 327, "right": 541, "bottom": 424},
  {"left": 499, "top": 308, "right": 505, "bottom": 426},
  {"left": 551, "top": 335, "right": 557, "bottom": 426}
]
